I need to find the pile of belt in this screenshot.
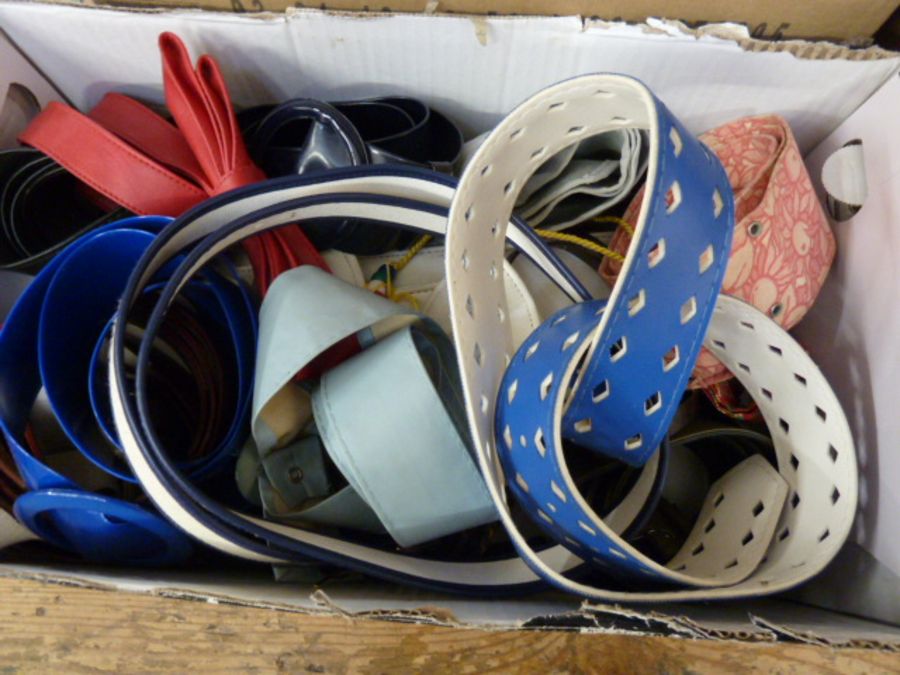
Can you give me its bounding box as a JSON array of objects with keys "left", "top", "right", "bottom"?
[
  {"left": 84, "top": 74, "right": 856, "bottom": 599},
  {"left": 0, "top": 216, "right": 257, "bottom": 565},
  {"left": 0, "top": 38, "right": 858, "bottom": 601}
]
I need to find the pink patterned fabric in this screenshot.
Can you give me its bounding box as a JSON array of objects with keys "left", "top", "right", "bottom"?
[{"left": 600, "top": 115, "right": 835, "bottom": 388}]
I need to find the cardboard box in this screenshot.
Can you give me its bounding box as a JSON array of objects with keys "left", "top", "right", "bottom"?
[
  {"left": 97, "top": 0, "right": 900, "bottom": 42},
  {"left": 0, "top": 1, "right": 898, "bottom": 643}
]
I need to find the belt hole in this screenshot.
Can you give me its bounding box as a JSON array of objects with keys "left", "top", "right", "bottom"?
[
  {"left": 609, "top": 336, "right": 627, "bottom": 362},
  {"left": 699, "top": 245, "right": 715, "bottom": 274},
  {"left": 648, "top": 239, "right": 666, "bottom": 268},
  {"left": 669, "top": 127, "right": 683, "bottom": 156},
  {"left": 662, "top": 345, "right": 680, "bottom": 372},
  {"left": 680, "top": 296, "right": 697, "bottom": 324},
  {"left": 644, "top": 391, "right": 662, "bottom": 415},
  {"left": 534, "top": 428, "right": 546, "bottom": 457},
  {"left": 666, "top": 181, "right": 682, "bottom": 214},
  {"left": 624, "top": 433, "right": 642, "bottom": 451},
  {"left": 573, "top": 417, "right": 592, "bottom": 433},
  {"left": 712, "top": 189, "right": 724, "bottom": 218},
  {"left": 627, "top": 289, "right": 646, "bottom": 317},
  {"left": 539, "top": 372, "right": 554, "bottom": 401},
  {"left": 592, "top": 379, "right": 610, "bottom": 403}
]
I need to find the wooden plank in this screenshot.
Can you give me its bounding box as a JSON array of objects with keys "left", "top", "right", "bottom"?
[{"left": 0, "top": 577, "right": 896, "bottom": 673}]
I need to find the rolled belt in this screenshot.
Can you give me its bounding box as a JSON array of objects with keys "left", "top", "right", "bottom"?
[{"left": 0, "top": 216, "right": 195, "bottom": 565}]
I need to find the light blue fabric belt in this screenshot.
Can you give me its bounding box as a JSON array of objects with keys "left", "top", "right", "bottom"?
[{"left": 245, "top": 264, "right": 495, "bottom": 546}]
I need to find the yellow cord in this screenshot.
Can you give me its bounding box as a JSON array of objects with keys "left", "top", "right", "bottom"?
[
  {"left": 378, "top": 219, "right": 633, "bottom": 306},
  {"left": 593, "top": 214, "right": 634, "bottom": 237},
  {"left": 393, "top": 234, "right": 433, "bottom": 273},
  {"left": 536, "top": 229, "right": 625, "bottom": 263}
]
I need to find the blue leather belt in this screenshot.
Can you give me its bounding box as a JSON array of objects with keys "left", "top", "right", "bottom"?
[
  {"left": 444, "top": 74, "right": 857, "bottom": 600},
  {"left": 0, "top": 216, "right": 194, "bottom": 565}
]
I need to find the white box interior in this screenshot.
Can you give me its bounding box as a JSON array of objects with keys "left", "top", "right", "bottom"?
[{"left": 0, "top": 1, "right": 898, "bottom": 637}]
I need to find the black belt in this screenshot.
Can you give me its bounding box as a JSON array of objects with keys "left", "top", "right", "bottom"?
[
  {"left": 0, "top": 148, "right": 129, "bottom": 273},
  {"left": 240, "top": 97, "right": 463, "bottom": 254}
]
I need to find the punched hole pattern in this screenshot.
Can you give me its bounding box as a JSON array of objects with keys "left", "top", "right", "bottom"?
[
  {"left": 680, "top": 296, "right": 697, "bottom": 324},
  {"left": 534, "top": 428, "right": 546, "bottom": 457},
  {"left": 609, "top": 337, "right": 627, "bottom": 362},
  {"left": 624, "top": 433, "right": 642, "bottom": 451},
  {"left": 480, "top": 89, "right": 852, "bottom": 591},
  {"left": 665, "top": 181, "right": 682, "bottom": 214},
  {"left": 540, "top": 373, "right": 554, "bottom": 401},
  {"left": 644, "top": 392, "right": 662, "bottom": 415},
  {"left": 551, "top": 480, "right": 567, "bottom": 503},
  {"left": 648, "top": 239, "right": 666, "bottom": 268},
  {"left": 662, "top": 345, "right": 680, "bottom": 372},
  {"left": 573, "top": 418, "right": 593, "bottom": 433},
  {"left": 515, "top": 473, "right": 529, "bottom": 493},
  {"left": 562, "top": 331, "right": 581, "bottom": 351},
  {"left": 712, "top": 189, "right": 724, "bottom": 218},
  {"left": 669, "top": 127, "right": 683, "bottom": 156},
  {"left": 627, "top": 289, "right": 646, "bottom": 317},
  {"left": 592, "top": 379, "right": 610, "bottom": 403},
  {"left": 699, "top": 245, "right": 715, "bottom": 274}
]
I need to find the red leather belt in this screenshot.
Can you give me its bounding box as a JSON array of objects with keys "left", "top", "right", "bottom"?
[{"left": 18, "top": 32, "right": 328, "bottom": 298}]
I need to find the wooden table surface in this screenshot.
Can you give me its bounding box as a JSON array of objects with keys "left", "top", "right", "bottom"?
[{"left": 0, "top": 577, "right": 897, "bottom": 673}]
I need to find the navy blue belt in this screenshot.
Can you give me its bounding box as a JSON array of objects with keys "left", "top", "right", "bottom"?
[
  {"left": 240, "top": 97, "right": 463, "bottom": 254},
  {"left": 108, "top": 166, "right": 667, "bottom": 594},
  {"left": 0, "top": 148, "right": 129, "bottom": 273}
]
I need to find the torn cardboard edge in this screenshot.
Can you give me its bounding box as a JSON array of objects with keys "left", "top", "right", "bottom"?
[
  {"left": 31, "top": 0, "right": 900, "bottom": 42},
  {"left": 0, "top": 563, "right": 897, "bottom": 648},
  {"left": 12, "top": 0, "right": 900, "bottom": 62}
]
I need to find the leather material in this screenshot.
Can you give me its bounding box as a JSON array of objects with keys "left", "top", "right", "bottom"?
[
  {"left": 445, "top": 74, "right": 857, "bottom": 599},
  {"left": 108, "top": 166, "right": 663, "bottom": 593},
  {"left": 0, "top": 148, "right": 128, "bottom": 273},
  {"left": 601, "top": 115, "right": 835, "bottom": 391},
  {"left": 14, "top": 488, "right": 192, "bottom": 566},
  {"left": 466, "top": 76, "right": 736, "bottom": 468},
  {"left": 0, "top": 216, "right": 194, "bottom": 565},
  {"left": 241, "top": 96, "right": 463, "bottom": 254},
  {"left": 17, "top": 33, "right": 327, "bottom": 298},
  {"left": 313, "top": 320, "right": 495, "bottom": 546}
]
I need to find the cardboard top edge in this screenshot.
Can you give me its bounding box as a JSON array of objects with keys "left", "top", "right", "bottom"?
[{"left": 14, "top": 0, "right": 900, "bottom": 62}]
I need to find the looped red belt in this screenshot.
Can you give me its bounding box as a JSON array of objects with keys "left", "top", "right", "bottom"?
[{"left": 18, "top": 32, "right": 327, "bottom": 299}]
